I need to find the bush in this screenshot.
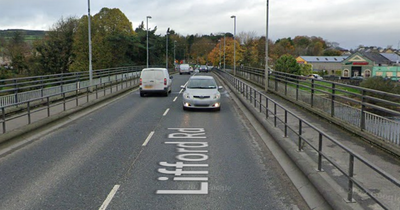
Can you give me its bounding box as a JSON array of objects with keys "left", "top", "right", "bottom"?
[{"left": 360, "top": 76, "right": 400, "bottom": 105}]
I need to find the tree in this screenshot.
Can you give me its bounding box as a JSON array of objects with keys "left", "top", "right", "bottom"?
[
  {"left": 70, "top": 8, "right": 136, "bottom": 71},
  {"left": 207, "top": 37, "right": 243, "bottom": 67},
  {"left": 35, "top": 17, "right": 78, "bottom": 74},
  {"left": 275, "top": 54, "right": 300, "bottom": 74},
  {"left": 5, "top": 31, "right": 30, "bottom": 74}
]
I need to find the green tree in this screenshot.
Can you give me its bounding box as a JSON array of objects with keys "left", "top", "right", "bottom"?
[
  {"left": 275, "top": 54, "right": 300, "bottom": 74},
  {"left": 35, "top": 17, "right": 78, "bottom": 74},
  {"left": 5, "top": 31, "right": 29, "bottom": 74},
  {"left": 299, "top": 63, "right": 313, "bottom": 76},
  {"left": 322, "top": 49, "right": 342, "bottom": 56},
  {"left": 70, "top": 7, "right": 136, "bottom": 71}
]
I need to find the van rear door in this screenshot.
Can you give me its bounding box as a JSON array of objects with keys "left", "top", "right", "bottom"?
[{"left": 142, "top": 70, "right": 165, "bottom": 90}]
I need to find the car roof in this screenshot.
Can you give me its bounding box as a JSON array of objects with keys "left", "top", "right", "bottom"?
[
  {"left": 189, "top": 76, "right": 214, "bottom": 80},
  {"left": 142, "top": 68, "right": 167, "bottom": 71}
]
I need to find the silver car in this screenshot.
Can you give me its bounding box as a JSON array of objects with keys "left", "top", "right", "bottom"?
[{"left": 181, "top": 76, "right": 222, "bottom": 111}]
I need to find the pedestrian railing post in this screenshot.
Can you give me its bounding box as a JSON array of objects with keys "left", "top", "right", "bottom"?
[
  {"left": 318, "top": 133, "right": 323, "bottom": 171},
  {"left": 284, "top": 110, "right": 288, "bottom": 137},
  {"left": 298, "top": 120, "right": 303, "bottom": 151},
  {"left": 2, "top": 107, "right": 6, "bottom": 133},
  {"left": 347, "top": 154, "right": 355, "bottom": 202}
]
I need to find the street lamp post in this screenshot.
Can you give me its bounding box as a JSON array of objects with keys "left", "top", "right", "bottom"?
[
  {"left": 231, "top": 15, "right": 236, "bottom": 76},
  {"left": 265, "top": 0, "right": 270, "bottom": 91},
  {"left": 166, "top": 28, "right": 170, "bottom": 69},
  {"left": 146, "top": 16, "right": 152, "bottom": 68},
  {"left": 218, "top": 40, "right": 221, "bottom": 69},
  {"left": 88, "top": 0, "right": 93, "bottom": 91},
  {"left": 224, "top": 34, "right": 226, "bottom": 70},
  {"left": 174, "top": 40, "right": 177, "bottom": 67}
]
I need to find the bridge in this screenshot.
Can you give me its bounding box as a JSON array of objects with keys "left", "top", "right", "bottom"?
[{"left": 0, "top": 67, "right": 399, "bottom": 210}]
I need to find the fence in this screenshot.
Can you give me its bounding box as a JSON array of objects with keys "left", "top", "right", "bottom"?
[
  {"left": 0, "top": 65, "right": 165, "bottom": 134},
  {"left": 216, "top": 70, "right": 400, "bottom": 210},
  {"left": 233, "top": 66, "right": 400, "bottom": 148}
]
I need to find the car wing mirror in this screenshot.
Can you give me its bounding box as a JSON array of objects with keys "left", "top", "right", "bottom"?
[
  {"left": 180, "top": 85, "right": 186, "bottom": 89},
  {"left": 218, "top": 86, "right": 223, "bottom": 90}
]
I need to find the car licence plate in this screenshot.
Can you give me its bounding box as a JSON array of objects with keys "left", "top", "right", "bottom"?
[{"left": 144, "top": 85, "right": 153, "bottom": 88}]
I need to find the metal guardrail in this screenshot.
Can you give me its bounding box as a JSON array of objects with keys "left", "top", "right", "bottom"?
[
  {"left": 0, "top": 65, "right": 167, "bottom": 134},
  {"left": 0, "top": 66, "right": 156, "bottom": 108},
  {"left": 234, "top": 66, "right": 400, "bottom": 147},
  {"left": 216, "top": 70, "right": 400, "bottom": 210}
]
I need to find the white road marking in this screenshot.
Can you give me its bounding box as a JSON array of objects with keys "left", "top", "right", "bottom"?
[
  {"left": 173, "top": 96, "right": 178, "bottom": 102},
  {"left": 163, "top": 108, "right": 170, "bottom": 116},
  {"left": 142, "top": 131, "right": 155, "bottom": 146},
  {"left": 99, "top": 185, "right": 120, "bottom": 210}
]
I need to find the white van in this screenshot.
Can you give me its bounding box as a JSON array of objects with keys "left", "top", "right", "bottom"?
[
  {"left": 140, "top": 68, "right": 173, "bottom": 97},
  {"left": 179, "top": 64, "right": 191, "bottom": 75}
]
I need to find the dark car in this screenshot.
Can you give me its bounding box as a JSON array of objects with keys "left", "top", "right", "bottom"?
[{"left": 199, "top": 65, "right": 209, "bottom": 73}]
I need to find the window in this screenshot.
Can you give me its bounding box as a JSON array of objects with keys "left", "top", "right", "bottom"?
[
  {"left": 343, "top": 69, "right": 349, "bottom": 77},
  {"left": 386, "top": 72, "right": 393, "bottom": 77},
  {"left": 376, "top": 72, "right": 383, "bottom": 76},
  {"left": 364, "top": 70, "right": 371, "bottom": 78}
]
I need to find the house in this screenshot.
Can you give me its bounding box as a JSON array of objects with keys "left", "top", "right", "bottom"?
[
  {"left": 296, "top": 56, "right": 348, "bottom": 75},
  {"left": 341, "top": 52, "right": 391, "bottom": 78},
  {"left": 373, "top": 66, "right": 400, "bottom": 81}
]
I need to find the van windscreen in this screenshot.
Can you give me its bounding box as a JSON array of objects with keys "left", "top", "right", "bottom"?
[{"left": 142, "top": 70, "right": 164, "bottom": 79}]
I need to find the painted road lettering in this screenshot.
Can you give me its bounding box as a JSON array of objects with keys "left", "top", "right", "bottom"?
[{"left": 156, "top": 128, "right": 209, "bottom": 195}]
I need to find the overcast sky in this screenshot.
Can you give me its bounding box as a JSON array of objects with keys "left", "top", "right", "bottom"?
[{"left": 1, "top": 0, "right": 400, "bottom": 50}]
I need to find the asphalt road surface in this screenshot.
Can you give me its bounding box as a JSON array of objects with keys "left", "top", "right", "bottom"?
[{"left": 0, "top": 73, "right": 309, "bottom": 210}]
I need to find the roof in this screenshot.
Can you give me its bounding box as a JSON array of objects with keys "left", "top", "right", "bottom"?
[
  {"left": 299, "top": 56, "right": 348, "bottom": 63},
  {"left": 380, "top": 53, "right": 400, "bottom": 63},
  {"left": 361, "top": 52, "right": 391, "bottom": 65},
  {"left": 190, "top": 75, "right": 214, "bottom": 80}
]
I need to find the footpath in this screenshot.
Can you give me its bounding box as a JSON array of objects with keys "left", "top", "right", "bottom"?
[{"left": 226, "top": 73, "right": 400, "bottom": 210}]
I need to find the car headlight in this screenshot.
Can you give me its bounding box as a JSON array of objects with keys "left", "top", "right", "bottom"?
[
  {"left": 213, "top": 93, "right": 221, "bottom": 99},
  {"left": 183, "top": 92, "right": 191, "bottom": 99}
]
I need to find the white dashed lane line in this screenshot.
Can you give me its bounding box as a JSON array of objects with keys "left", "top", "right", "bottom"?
[
  {"left": 99, "top": 185, "right": 120, "bottom": 210},
  {"left": 142, "top": 131, "right": 155, "bottom": 146}
]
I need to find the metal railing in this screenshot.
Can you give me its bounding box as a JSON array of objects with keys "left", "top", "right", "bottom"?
[
  {"left": 0, "top": 66, "right": 156, "bottom": 108},
  {"left": 234, "top": 66, "right": 400, "bottom": 148},
  {"left": 0, "top": 65, "right": 166, "bottom": 134},
  {"left": 216, "top": 70, "right": 400, "bottom": 210}
]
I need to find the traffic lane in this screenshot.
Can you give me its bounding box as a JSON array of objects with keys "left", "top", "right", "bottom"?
[
  {"left": 0, "top": 83, "right": 185, "bottom": 210},
  {"left": 108, "top": 85, "right": 308, "bottom": 209}
]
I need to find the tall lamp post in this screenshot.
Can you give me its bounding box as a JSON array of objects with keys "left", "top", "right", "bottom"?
[
  {"left": 219, "top": 40, "right": 222, "bottom": 69},
  {"left": 265, "top": 0, "right": 270, "bottom": 91},
  {"left": 88, "top": 0, "right": 93, "bottom": 91},
  {"left": 224, "top": 33, "right": 226, "bottom": 70},
  {"left": 174, "top": 40, "right": 177, "bottom": 67},
  {"left": 166, "top": 28, "right": 170, "bottom": 69},
  {"left": 231, "top": 15, "right": 236, "bottom": 76},
  {"left": 146, "top": 16, "right": 152, "bottom": 68}
]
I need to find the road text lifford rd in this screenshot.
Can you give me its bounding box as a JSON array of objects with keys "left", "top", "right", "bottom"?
[{"left": 156, "top": 128, "right": 209, "bottom": 195}]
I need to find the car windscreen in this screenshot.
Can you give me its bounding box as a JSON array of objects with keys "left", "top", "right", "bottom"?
[{"left": 187, "top": 78, "right": 217, "bottom": 89}]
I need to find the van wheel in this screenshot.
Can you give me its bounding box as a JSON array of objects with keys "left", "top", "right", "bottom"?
[
  {"left": 164, "top": 91, "right": 169, "bottom": 97},
  {"left": 140, "top": 92, "right": 145, "bottom": 97}
]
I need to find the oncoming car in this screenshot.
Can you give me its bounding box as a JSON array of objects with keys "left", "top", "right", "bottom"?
[{"left": 181, "top": 76, "right": 222, "bottom": 111}]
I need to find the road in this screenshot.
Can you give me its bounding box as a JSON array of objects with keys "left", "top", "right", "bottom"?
[{"left": 0, "top": 73, "right": 309, "bottom": 210}]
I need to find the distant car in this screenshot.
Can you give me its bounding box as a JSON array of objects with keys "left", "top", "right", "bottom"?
[
  {"left": 179, "top": 64, "right": 191, "bottom": 75},
  {"left": 199, "top": 65, "right": 209, "bottom": 73},
  {"left": 309, "top": 74, "right": 323, "bottom": 80},
  {"left": 181, "top": 76, "right": 222, "bottom": 111},
  {"left": 351, "top": 76, "right": 364, "bottom": 80}
]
